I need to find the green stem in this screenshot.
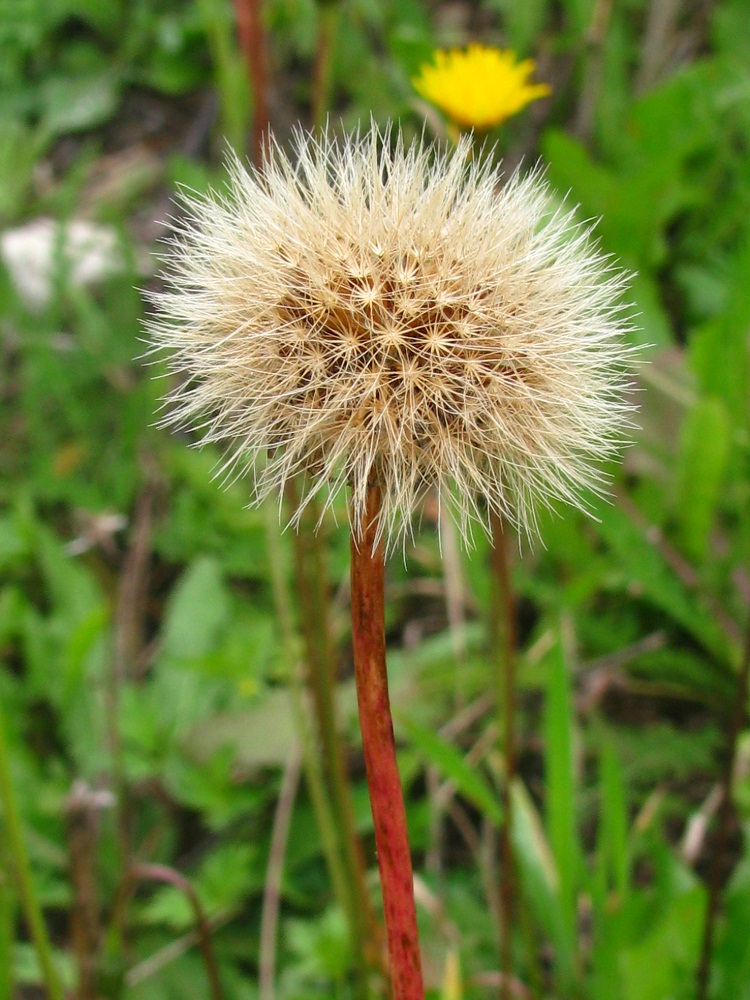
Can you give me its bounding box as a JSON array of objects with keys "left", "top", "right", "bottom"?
[
  {"left": 0, "top": 838, "right": 14, "bottom": 1000},
  {"left": 0, "top": 697, "right": 65, "bottom": 1000},
  {"left": 489, "top": 510, "right": 518, "bottom": 1000},
  {"left": 291, "top": 494, "right": 378, "bottom": 996},
  {"left": 350, "top": 483, "right": 424, "bottom": 1000},
  {"left": 263, "top": 502, "right": 363, "bottom": 984},
  {"left": 312, "top": 3, "right": 339, "bottom": 129}
]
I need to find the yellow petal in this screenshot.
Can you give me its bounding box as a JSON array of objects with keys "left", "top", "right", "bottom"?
[{"left": 413, "top": 44, "right": 551, "bottom": 131}]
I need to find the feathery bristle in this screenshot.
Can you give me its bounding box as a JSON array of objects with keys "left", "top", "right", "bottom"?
[{"left": 147, "top": 124, "right": 636, "bottom": 552}]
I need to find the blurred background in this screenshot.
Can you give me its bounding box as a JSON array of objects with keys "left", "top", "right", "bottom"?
[{"left": 0, "top": 0, "right": 749, "bottom": 997}]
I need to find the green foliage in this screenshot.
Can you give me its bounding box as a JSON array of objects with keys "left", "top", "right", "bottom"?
[
  {"left": 543, "top": 639, "right": 581, "bottom": 971},
  {"left": 674, "top": 398, "right": 731, "bottom": 562},
  {"left": 400, "top": 717, "right": 502, "bottom": 825},
  {"left": 1, "top": 0, "right": 749, "bottom": 997}
]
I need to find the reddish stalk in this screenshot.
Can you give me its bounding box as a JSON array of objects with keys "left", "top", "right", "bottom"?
[
  {"left": 234, "top": 0, "right": 269, "bottom": 168},
  {"left": 66, "top": 782, "right": 105, "bottom": 999},
  {"left": 350, "top": 483, "right": 424, "bottom": 1000}
]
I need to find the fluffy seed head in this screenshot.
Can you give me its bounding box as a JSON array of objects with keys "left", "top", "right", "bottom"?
[{"left": 148, "top": 125, "right": 635, "bottom": 552}]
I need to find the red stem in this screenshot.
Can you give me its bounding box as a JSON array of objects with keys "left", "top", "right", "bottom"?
[
  {"left": 350, "top": 484, "right": 425, "bottom": 1000},
  {"left": 234, "top": 0, "right": 268, "bottom": 168}
]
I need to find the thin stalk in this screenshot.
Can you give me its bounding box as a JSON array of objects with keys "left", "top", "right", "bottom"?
[
  {"left": 311, "top": 3, "right": 339, "bottom": 129},
  {"left": 291, "top": 493, "right": 377, "bottom": 994},
  {"left": 489, "top": 510, "right": 518, "bottom": 1000},
  {"left": 234, "top": 0, "right": 269, "bottom": 168},
  {"left": 573, "top": 0, "right": 613, "bottom": 143},
  {"left": 696, "top": 614, "right": 750, "bottom": 1000},
  {"left": 108, "top": 486, "right": 153, "bottom": 904},
  {"left": 66, "top": 783, "right": 103, "bottom": 999},
  {"left": 0, "top": 839, "right": 14, "bottom": 1000},
  {"left": 0, "top": 698, "right": 64, "bottom": 1000},
  {"left": 259, "top": 746, "right": 303, "bottom": 1000},
  {"left": 350, "top": 483, "right": 424, "bottom": 1000},
  {"left": 133, "top": 864, "right": 223, "bottom": 1000},
  {"left": 286, "top": 675, "right": 356, "bottom": 956},
  {"left": 197, "top": 0, "right": 250, "bottom": 156},
  {"left": 125, "top": 910, "right": 234, "bottom": 988},
  {"left": 104, "top": 480, "right": 156, "bottom": 981},
  {"left": 263, "top": 502, "right": 366, "bottom": 986}
]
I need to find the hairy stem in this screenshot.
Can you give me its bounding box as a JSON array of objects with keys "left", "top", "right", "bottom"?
[
  {"left": 490, "top": 510, "right": 518, "bottom": 1000},
  {"left": 696, "top": 614, "right": 750, "bottom": 1000},
  {"left": 350, "top": 483, "right": 424, "bottom": 1000},
  {"left": 0, "top": 698, "right": 64, "bottom": 1000}
]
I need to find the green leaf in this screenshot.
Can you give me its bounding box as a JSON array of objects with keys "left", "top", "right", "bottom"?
[
  {"left": 0, "top": 514, "right": 29, "bottom": 573},
  {"left": 0, "top": 119, "right": 46, "bottom": 225},
  {"left": 161, "top": 557, "right": 230, "bottom": 661},
  {"left": 596, "top": 736, "right": 630, "bottom": 902},
  {"left": 713, "top": 846, "right": 750, "bottom": 997},
  {"left": 620, "top": 885, "right": 704, "bottom": 1000},
  {"left": 287, "top": 907, "right": 351, "bottom": 985},
  {"left": 511, "top": 780, "right": 574, "bottom": 981},
  {"left": 688, "top": 235, "right": 750, "bottom": 427},
  {"left": 38, "top": 73, "right": 121, "bottom": 137},
  {"left": 484, "top": 0, "right": 549, "bottom": 54},
  {"left": 399, "top": 717, "right": 502, "bottom": 824},
  {"left": 35, "top": 526, "right": 101, "bottom": 625},
  {"left": 189, "top": 688, "right": 296, "bottom": 771},
  {"left": 674, "top": 396, "right": 731, "bottom": 561},
  {"left": 594, "top": 501, "right": 735, "bottom": 666}
]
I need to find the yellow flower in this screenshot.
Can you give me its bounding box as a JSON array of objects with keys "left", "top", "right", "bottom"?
[{"left": 413, "top": 44, "right": 551, "bottom": 132}]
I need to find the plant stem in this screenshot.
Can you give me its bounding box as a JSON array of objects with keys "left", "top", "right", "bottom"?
[
  {"left": 291, "top": 494, "right": 377, "bottom": 995},
  {"left": 696, "top": 614, "right": 750, "bottom": 1000},
  {"left": 350, "top": 483, "right": 424, "bottom": 1000},
  {"left": 263, "top": 501, "right": 367, "bottom": 989},
  {"left": 573, "top": 0, "right": 612, "bottom": 143},
  {"left": 0, "top": 838, "right": 14, "bottom": 1000},
  {"left": 0, "top": 697, "right": 65, "bottom": 1000},
  {"left": 259, "top": 744, "right": 303, "bottom": 1000},
  {"left": 108, "top": 485, "right": 154, "bottom": 901},
  {"left": 133, "top": 864, "right": 224, "bottom": 1000},
  {"left": 311, "top": 3, "right": 338, "bottom": 129},
  {"left": 66, "top": 783, "right": 103, "bottom": 999},
  {"left": 234, "top": 0, "right": 268, "bottom": 167},
  {"left": 490, "top": 510, "right": 517, "bottom": 1000}
]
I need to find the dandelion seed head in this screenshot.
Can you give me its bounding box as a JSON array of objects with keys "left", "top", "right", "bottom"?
[{"left": 148, "top": 124, "right": 636, "bottom": 553}]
